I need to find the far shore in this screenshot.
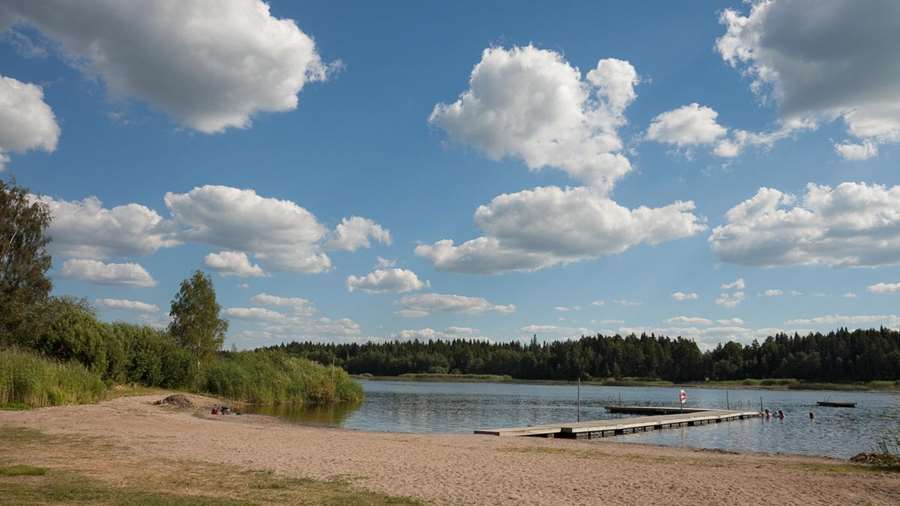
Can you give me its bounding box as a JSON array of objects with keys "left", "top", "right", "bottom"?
[
  {"left": 354, "top": 373, "right": 900, "bottom": 392},
  {"left": 1, "top": 393, "right": 898, "bottom": 505}
]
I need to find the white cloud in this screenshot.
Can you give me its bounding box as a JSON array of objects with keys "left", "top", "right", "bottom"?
[
  {"left": 346, "top": 268, "right": 427, "bottom": 294},
  {"left": 843, "top": 292, "right": 858, "bottom": 299},
  {"left": 671, "top": 291, "right": 698, "bottom": 301},
  {"left": 394, "top": 327, "right": 483, "bottom": 340},
  {"left": 165, "top": 185, "right": 384, "bottom": 274},
  {"left": 619, "top": 324, "right": 783, "bottom": 348},
  {"left": 224, "top": 307, "right": 286, "bottom": 322},
  {"left": 416, "top": 186, "right": 704, "bottom": 274},
  {"left": 715, "top": 291, "right": 745, "bottom": 308},
  {"left": 646, "top": 103, "right": 727, "bottom": 147},
  {"left": 227, "top": 293, "right": 361, "bottom": 341},
  {"left": 0, "top": 75, "right": 59, "bottom": 169},
  {"left": 764, "top": 289, "right": 783, "bottom": 297},
  {"left": 591, "top": 300, "right": 606, "bottom": 307},
  {"left": 867, "top": 282, "right": 900, "bottom": 295},
  {"left": 666, "top": 316, "right": 713, "bottom": 326},
  {"left": 375, "top": 257, "right": 396, "bottom": 268},
  {"left": 520, "top": 324, "right": 592, "bottom": 338},
  {"left": 60, "top": 259, "right": 156, "bottom": 287},
  {"left": 554, "top": 305, "right": 581, "bottom": 312},
  {"left": 2, "top": 0, "right": 330, "bottom": 133},
  {"left": 835, "top": 141, "right": 878, "bottom": 161},
  {"left": 711, "top": 182, "right": 900, "bottom": 267},
  {"left": 327, "top": 217, "right": 391, "bottom": 252},
  {"left": 721, "top": 278, "right": 745, "bottom": 290},
  {"left": 612, "top": 299, "right": 642, "bottom": 307},
  {"left": 396, "top": 293, "right": 515, "bottom": 318},
  {"left": 204, "top": 251, "right": 265, "bottom": 278},
  {"left": 95, "top": 298, "right": 159, "bottom": 314},
  {"left": 717, "top": 0, "right": 900, "bottom": 157},
  {"left": 718, "top": 318, "right": 745, "bottom": 326},
  {"left": 785, "top": 314, "right": 900, "bottom": 328},
  {"left": 250, "top": 292, "right": 314, "bottom": 317},
  {"left": 429, "top": 46, "right": 638, "bottom": 191},
  {"left": 33, "top": 195, "right": 177, "bottom": 259}
]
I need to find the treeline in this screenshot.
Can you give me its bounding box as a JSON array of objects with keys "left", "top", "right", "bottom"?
[
  {"left": 272, "top": 328, "right": 900, "bottom": 383},
  {"left": 0, "top": 179, "right": 361, "bottom": 408}
]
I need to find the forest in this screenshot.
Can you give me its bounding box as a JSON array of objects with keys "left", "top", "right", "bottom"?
[{"left": 272, "top": 328, "right": 900, "bottom": 383}]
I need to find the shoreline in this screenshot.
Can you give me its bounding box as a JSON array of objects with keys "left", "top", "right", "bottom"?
[
  {"left": 1, "top": 393, "right": 897, "bottom": 505},
  {"left": 354, "top": 373, "right": 900, "bottom": 392}
]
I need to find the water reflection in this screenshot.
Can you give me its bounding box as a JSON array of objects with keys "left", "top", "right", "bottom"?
[
  {"left": 251, "top": 380, "right": 900, "bottom": 458},
  {"left": 244, "top": 400, "right": 361, "bottom": 426}
]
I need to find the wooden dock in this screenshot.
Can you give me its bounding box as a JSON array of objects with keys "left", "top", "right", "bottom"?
[
  {"left": 474, "top": 409, "right": 760, "bottom": 439},
  {"left": 604, "top": 405, "right": 708, "bottom": 415}
]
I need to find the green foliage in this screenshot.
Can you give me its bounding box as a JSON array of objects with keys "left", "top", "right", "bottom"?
[
  {"left": 201, "top": 350, "right": 363, "bottom": 405},
  {"left": 168, "top": 270, "right": 227, "bottom": 363},
  {"left": 275, "top": 327, "right": 900, "bottom": 383},
  {"left": 0, "top": 179, "right": 53, "bottom": 345},
  {"left": 0, "top": 348, "right": 105, "bottom": 408}
]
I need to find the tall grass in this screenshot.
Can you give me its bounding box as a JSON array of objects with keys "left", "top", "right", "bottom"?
[
  {"left": 0, "top": 348, "right": 105, "bottom": 408},
  {"left": 201, "top": 350, "right": 363, "bottom": 406}
]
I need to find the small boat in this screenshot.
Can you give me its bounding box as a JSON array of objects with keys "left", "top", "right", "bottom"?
[{"left": 817, "top": 401, "right": 856, "bottom": 408}]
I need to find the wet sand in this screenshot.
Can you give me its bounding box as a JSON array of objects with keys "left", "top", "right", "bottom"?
[{"left": 2, "top": 393, "right": 898, "bottom": 505}]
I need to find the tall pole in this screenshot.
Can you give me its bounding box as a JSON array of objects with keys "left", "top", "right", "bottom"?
[
  {"left": 576, "top": 377, "right": 581, "bottom": 422},
  {"left": 726, "top": 390, "right": 730, "bottom": 410}
]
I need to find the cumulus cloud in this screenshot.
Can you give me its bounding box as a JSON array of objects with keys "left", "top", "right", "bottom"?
[
  {"left": 95, "top": 298, "right": 159, "bottom": 314},
  {"left": 396, "top": 293, "right": 515, "bottom": 318},
  {"left": 226, "top": 293, "right": 361, "bottom": 341},
  {"left": 715, "top": 291, "right": 745, "bottom": 308},
  {"left": 520, "top": 324, "right": 592, "bottom": 338},
  {"left": 711, "top": 182, "right": 900, "bottom": 267},
  {"left": 554, "top": 305, "right": 581, "bottom": 312},
  {"left": 785, "top": 314, "right": 900, "bottom": 328},
  {"left": 671, "top": 291, "right": 698, "bottom": 301},
  {"left": 430, "top": 46, "right": 639, "bottom": 191},
  {"left": 835, "top": 141, "right": 878, "bottom": 161},
  {"left": 721, "top": 278, "right": 745, "bottom": 290},
  {"left": 1, "top": 0, "right": 330, "bottom": 133},
  {"left": 416, "top": 186, "right": 705, "bottom": 274},
  {"left": 717, "top": 0, "right": 900, "bottom": 157},
  {"left": 59, "top": 259, "right": 156, "bottom": 287},
  {"left": 0, "top": 75, "right": 59, "bottom": 169},
  {"left": 646, "top": 103, "right": 727, "bottom": 147},
  {"left": 250, "top": 292, "right": 314, "bottom": 317},
  {"left": 346, "top": 268, "right": 427, "bottom": 294},
  {"left": 327, "top": 217, "right": 391, "bottom": 252},
  {"left": 867, "top": 283, "right": 900, "bottom": 295},
  {"left": 619, "top": 324, "right": 784, "bottom": 348},
  {"left": 204, "top": 251, "right": 265, "bottom": 278},
  {"left": 33, "top": 195, "right": 177, "bottom": 259},
  {"left": 165, "top": 185, "right": 387, "bottom": 274},
  {"left": 666, "top": 316, "right": 713, "bottom": 326},
  {"left": 394, "top": 327, "right": 483, "bottom": 340},
  {"left": 763, "top": 289, "right": 783, "bottom": 297}
]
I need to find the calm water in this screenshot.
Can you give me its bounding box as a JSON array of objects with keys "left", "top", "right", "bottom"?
[{"left": 246, "top": 380, "right": 900, "bottom": 459}]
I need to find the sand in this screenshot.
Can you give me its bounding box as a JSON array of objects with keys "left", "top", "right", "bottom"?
[{"left": 2, "top": 393, "right": 898, "bottom": 505}]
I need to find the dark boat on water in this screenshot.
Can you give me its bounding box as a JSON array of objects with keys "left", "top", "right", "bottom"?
[{"left": 817, "top": 401, "right": 856, "bottom": 408}]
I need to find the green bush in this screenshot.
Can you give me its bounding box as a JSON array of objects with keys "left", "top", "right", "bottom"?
[
  {"left": 0, "top": 348, "right": 105, "bottom": 408},
  {"left": 201, "top": 350, "right": 363, "bottom": 406}
]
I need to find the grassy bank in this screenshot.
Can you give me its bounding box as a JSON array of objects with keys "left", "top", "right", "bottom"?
[
  {"left": 2, "top": 348, "right": 363, "bottom": 410},
  {"left": 357, "top": 372, "right": 900, "bottom": 392},
  {"left": 0, "top": 348, "right": 105, "bottom": 409}
]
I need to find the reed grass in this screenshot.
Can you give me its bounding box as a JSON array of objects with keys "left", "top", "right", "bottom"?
[{"left": 0, "top": 348, "right": 106, "bottom": 408}]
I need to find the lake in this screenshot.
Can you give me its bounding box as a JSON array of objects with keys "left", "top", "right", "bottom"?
[{"left": 246, "top": 380, "right": 900, "bottom": 459}]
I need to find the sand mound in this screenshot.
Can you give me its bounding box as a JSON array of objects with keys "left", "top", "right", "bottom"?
[{"left": 154, "top": 394, "right": 193, "bottom": 408}]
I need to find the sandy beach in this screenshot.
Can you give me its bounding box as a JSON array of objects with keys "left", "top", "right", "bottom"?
[{"left": 1, "top": 393, "right": 898, "bottom": 505}]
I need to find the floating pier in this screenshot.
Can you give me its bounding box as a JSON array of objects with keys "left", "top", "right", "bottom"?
[{"left": 474, "top": 408, "right": 760, "bottom": 439}]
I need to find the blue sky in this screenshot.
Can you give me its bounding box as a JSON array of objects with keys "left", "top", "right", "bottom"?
[{"left": 3, "top": 0, "right": 900, "bottom": 348}]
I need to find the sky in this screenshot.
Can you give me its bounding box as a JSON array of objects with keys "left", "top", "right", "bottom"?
[{"left": 3, "top": 0, "right": 900, "bottom": 349}]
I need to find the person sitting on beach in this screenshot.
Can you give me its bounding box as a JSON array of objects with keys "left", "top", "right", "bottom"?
[{"left": 211, "top": 405, "right": 219, "bottom": 415}]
